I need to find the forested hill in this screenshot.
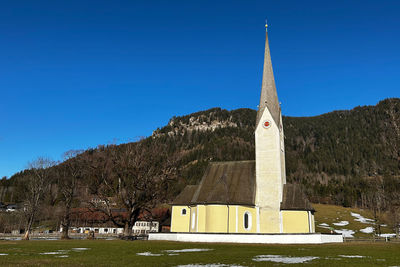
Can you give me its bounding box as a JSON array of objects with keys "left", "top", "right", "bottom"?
[
  {"left": 1, "top": 98, "right": 399, "bottom": 208},
  {"left": 151, "top": 98, "right": 400, "bottom": 206}
]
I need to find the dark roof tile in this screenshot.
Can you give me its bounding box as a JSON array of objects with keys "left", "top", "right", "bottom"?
[
  {"left": 280, "top": 183, "right": 314, "bottom": 211},
  {"left": 171, "top": 185, "right": 198, "bottom": 205}
]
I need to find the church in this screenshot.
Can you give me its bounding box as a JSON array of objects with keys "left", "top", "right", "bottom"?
[{"left": 169, "top": 23, "right": 315, "bottom": 234}]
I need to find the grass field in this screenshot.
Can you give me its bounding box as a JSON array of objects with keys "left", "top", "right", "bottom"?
[
  {"left": 0, "top": 240, "right": 399, "bottom": 266},
  {"left": 313, "top": 204, "right": 395, "bottom": 238}
]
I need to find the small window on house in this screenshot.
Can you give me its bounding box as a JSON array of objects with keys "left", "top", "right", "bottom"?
[
  {"left": 182, "top": 208, "right": 187, "bottom": 215},
  {"left": 243, "top": 211, "right": 252, "bottom": 230}
]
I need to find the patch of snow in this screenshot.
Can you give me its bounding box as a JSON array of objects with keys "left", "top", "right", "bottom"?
[
  {"left": 137, "top": 252, "right": 162, "bottom": 256},
  {"left": 339, "top": 255, "right": 365, "bottom": 258},
  {"left": 379, "top": 233, "right": 396, "bottom": 238},
  {"left": 164, "top": 248, "right": 213, "bottom": 253},
  {"left": 72, "top": 248, "right": 91, "bottom": 251},
  {"left": 168, "top": 253, "right": 179, "bottom": 256},
  {"left": 334, "top": 229, "right": 355, "bottom": 237},
  {"left": 40, "top": 252, "right": 65, "bottom": 255},
  {"left": 253, "top": 255, "right": 319, "bottom": 264},
  {"left": 381, "top": 224, "right": 387, "bottom": 227},
  {"left": 360, "top": 227, "right": 374, "bottom": 233},
  {"left": 0, "top": 253, "right": 8, "bottom": 256},
  {"left": 318, "top": 223, "right": 329, "bottom": 227},
  {"left": 350, "top": 212, "right": 374, "bottom": 224},
  {"left": 333, "top": 221, "right": 349, "bottom": 226},
  {"left": 56, "top": 255, "right": 69, "bottom": 258}
]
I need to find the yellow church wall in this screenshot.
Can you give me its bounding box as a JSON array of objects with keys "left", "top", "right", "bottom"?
[
  {"left": 172, "top": 204, "right": 261, "bottom": 233},
  {"left": 228, "top": 206, "right": 236, "bottom": 233},
  {"left": 197, "top": 205, "right": 206, "bottom": 232},
  {"left": 171, "top": 205, "right": 313, "bottom": 234},
  {"left": 205, "top": 205, "right": 228, "bottom": 232},
  {"left": 282, "top": 210, "right": 310, "bottom": 233},
  {"left": 236, "top": 206, "right": 257, "bottom": 233},
  {"left": 259, "top": 208, "right": 281, "bottom": 233},
  {"left": 171, "top": 206, "right": 190, "bottom": 232}
]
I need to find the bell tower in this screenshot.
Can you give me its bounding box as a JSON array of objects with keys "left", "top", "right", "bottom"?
[{"left": 254, "top": 22, "right": 286, "bottom": 233}]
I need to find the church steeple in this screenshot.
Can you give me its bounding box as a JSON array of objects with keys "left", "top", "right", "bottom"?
[{"left": 256, "top": 22, "right": 281, "bottom": 128}]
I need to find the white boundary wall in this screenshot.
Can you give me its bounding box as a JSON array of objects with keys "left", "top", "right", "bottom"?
[{"left": 149, "top": 233, "right": 343, "bottom": 244}]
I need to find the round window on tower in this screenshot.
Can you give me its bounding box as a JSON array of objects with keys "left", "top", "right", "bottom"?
[{"left": 262, "top": 120, "right": 271, "bottom": 129}]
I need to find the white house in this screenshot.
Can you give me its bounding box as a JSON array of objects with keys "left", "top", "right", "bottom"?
[{"left": 132, "top": 221, "right": 159, "bottom": 235}]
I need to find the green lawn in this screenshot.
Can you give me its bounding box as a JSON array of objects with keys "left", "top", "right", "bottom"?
[
  {"left": 0, "top": 240, "right": 399, "bottom": 266},
  {"left": 313, "top": 204, "right": 394, "bottom": 238}
]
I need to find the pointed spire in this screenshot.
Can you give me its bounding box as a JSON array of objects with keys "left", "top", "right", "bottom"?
[{"left": 256, "top": 23, "right": 281, "bottom": 128}]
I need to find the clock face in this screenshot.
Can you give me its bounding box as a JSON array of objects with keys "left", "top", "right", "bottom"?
[{"left": 262, "top": 120, "right": 271, "bottom": 129}]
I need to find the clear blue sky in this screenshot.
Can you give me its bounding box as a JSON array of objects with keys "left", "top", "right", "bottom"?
[{"left": 1, "top": 0, "right": 399, "bottom": 178}]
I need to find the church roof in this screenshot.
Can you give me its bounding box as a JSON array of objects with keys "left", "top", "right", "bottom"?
[
  {"left": 192, "top": 161, "right": 256, "bottom": 205},
  {"left": 280, "top": 184, "right": 315, "bottom": 211},
  {"left": 172, "top": 162, "right": 314, "bottom": 211},
  {"left": 173, "top": 161, "right": 256, "bottom": 206},
  {"left": 256, "top": 27, "right": 281, "bottom": 128},
  {"left": 171, "top": 185, "right": 198, "bottom": 205}
]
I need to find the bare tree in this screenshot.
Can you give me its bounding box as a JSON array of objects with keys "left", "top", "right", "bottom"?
[
  {"left": 83, "top": 141, "right": 176, "bottom": 236},
  {"left": 22, "top": 157, "right": 55, "bottom": 240},
  {"left": 384, "top": 175, "right": 400, "bottom": 239},
  {"left": 366, "top": 178, "right": 386, "bottom": 237},
  {"left": 57, "top": 150, "right": 83, "bottom": 239}
]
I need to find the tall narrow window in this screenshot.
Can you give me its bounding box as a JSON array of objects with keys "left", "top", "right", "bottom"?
[
  {"left": 191, "top": 212, "right": 196, "bottom": 229},
  {"left": 243, "top": 211, "right": 252, "bottom": 230},
  {"left": 182, "top": 208, "right": 187, "bottom": 215}
]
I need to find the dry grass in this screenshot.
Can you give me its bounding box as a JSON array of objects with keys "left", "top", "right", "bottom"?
[
  {"left": 313, "top": 204, "right": 394, "bottom": 237},
  {"left": 1, "top": 239, "right": 400, "bottom": 266}
]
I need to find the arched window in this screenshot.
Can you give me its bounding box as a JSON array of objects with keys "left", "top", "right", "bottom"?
[
  {"left": 182, "top": 208, "right": 187, "bottom": 215},
  {"left": 243, "top": 211, "right": 252, "bottom": 230}
]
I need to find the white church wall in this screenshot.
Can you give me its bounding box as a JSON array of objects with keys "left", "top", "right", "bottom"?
[
  {"left": 255, "top": 108, "right": 284, "bottom": 233},
  {"left": 149, "top": 233, "right": 343, "bottom": 244},
  {"left": 255, "top": 108, "right": 283, "bottom": 210}
]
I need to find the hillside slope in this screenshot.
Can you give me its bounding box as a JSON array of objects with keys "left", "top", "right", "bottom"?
[{"left": 1, "top": 98, "right": 399, "bottom": 208}]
